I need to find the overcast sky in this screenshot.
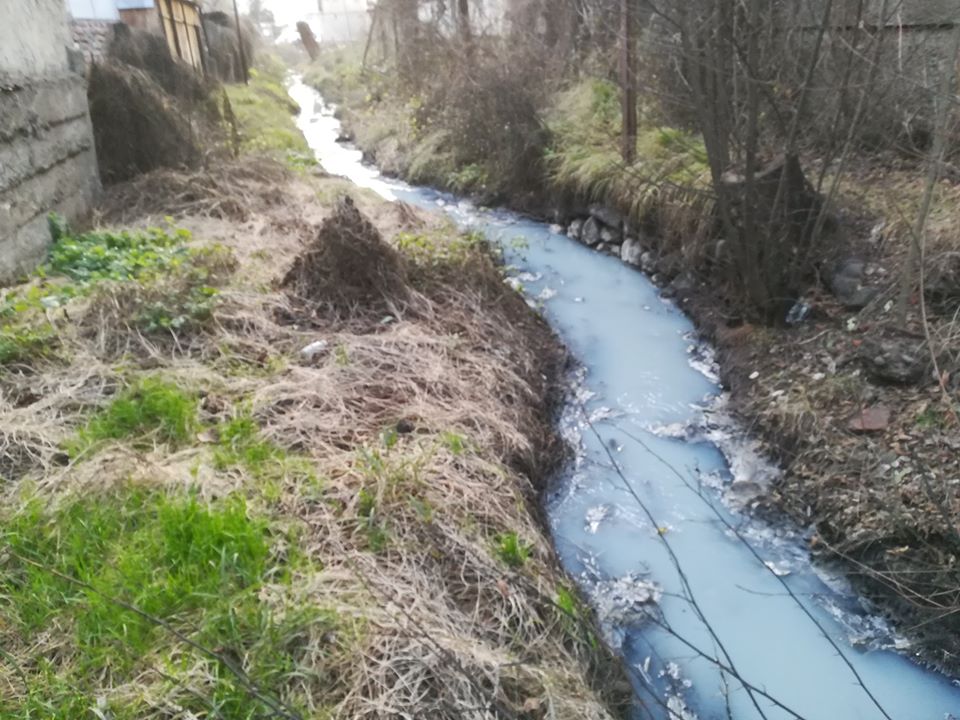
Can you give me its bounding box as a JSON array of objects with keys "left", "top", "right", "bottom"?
[{"left": 239, "top": 0, "right": 316, "bottom": 27}]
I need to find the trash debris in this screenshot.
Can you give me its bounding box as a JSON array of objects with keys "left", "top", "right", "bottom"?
[
  {"left": 786, "top": 299, "right": 812, "bottom": 325},
  {"left": 300, "top": 339, "right": 330, "bottom": 362}
]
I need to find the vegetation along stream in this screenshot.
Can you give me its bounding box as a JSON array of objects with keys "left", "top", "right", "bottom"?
[{"left": 289, "top": 78, "right": 960, "bottom": 720}]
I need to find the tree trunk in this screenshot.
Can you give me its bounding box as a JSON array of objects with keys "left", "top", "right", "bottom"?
[
  {"left": 896, "top": 21, "right": 960, "bottom": 326},
  {"left": 457, "top": 0, "right": 471, "bottom": 47},
  {"left": 620, "top": 0, "right": 637, "bottom": 163},
  {"left": 393, "top": 0, "right": 420, "bottom": 80}
]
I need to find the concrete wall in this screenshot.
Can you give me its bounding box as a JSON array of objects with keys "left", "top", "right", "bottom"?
[{"left": 1, "top": 0, "right": 100, "bottom": 283}]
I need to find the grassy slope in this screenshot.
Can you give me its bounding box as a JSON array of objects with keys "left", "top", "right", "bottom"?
[
  {"left": 225, "top": 54, "right": 313, "bottom": 162},
  {"left": 0, "top": 56, "right": 630, "bottom": 719}
]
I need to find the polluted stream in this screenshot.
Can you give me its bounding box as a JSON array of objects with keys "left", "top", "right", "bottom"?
[{"left": 288, "top": 78, "right": 960, "bottom": 719}]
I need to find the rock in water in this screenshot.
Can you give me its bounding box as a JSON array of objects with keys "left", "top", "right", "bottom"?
[
  {"left": 567, "top": 218, "right": 584, "bottom": 241},
  {"left": 640, "top": 251, "right": 656, "bottom": 274},
  {"left": 621, "top": 237, "right": 644, "bottom": 267},
  {"left": 588, "top": 204, "right": 624, "bottom": 230},
  {"left": 600, "top": 226, "right": 622, "bottom": 244},
  {"left": 581, "top": 217, "right": 602, "bottom": 247}
]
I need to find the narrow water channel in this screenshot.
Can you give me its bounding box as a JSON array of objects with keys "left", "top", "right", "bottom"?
[{"left": 289, "top": 78, "right": 960, "bottom": 720}]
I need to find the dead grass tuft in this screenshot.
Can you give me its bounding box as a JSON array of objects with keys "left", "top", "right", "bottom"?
[
  {"left": 282, "top": 196, "right": 410, "bottom": 324},
  {"left": 98, "top": 157, "right": 292, "bottom": 224}
]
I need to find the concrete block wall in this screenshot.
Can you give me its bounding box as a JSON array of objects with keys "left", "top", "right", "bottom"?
[
  {"left": 1, "top": 0, "right": 101, "bottom": 284},
  {"left": 71, "top": 19, "right": 115, "bottom": 63}
]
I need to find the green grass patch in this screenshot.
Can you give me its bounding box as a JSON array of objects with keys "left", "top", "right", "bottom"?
[
  {"left": 494, "top": 531, "right": 532, "bottom": 568},
  {"left": 0, "top": 216, "right": 214, "bottom": 367},
  {"left": 0, "top": 323, "right": 55, "bottom": 365},
  {"left": 0, "top": 485, "right": 325, "bottom": 718},
  {"left": 213, "top": 411, "right": 319, "bottom": 498},
  {"left": 545, "top": 78, "right": 710, "bottom": 219},
  {"left": 70, "top": 377, "right": 197, "bottom": 454},
  {"left": 356, "top": 487, "right": 388, "bottom": 552},
  {"left": 226, "top": 55, "right": 312, "bottom": 162}
]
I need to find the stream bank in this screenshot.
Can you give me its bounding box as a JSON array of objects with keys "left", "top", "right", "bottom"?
[
  {"left": 0, "top": 74, "right": 631, "bottom": 717},
  {"left": 303, "top": 59, "right": 960, "bottom": 677},
  {"left": 291, "top": 76, "right": 960, "bottom": 718}
]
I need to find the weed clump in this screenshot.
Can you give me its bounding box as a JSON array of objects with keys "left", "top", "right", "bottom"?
[
  {"left": 546, "top": 79, "right": 709, "bottom": 220},
  {"left": 213, "top": 411, "right": 317, "bottom": 495},
  {"left": 282, "top": 196, "right": 409, "bottom": 321},
  {"left": 495, "top": 531, "right": 532, "bottom": 568},
  {"left": 99, "top": 157, "right": 293, "bottom": 224},
  {"left": 88, "top": 61, "right": 203, "bottom": 185}
]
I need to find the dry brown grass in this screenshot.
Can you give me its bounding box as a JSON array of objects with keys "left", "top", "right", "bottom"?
[
  {"left": 0, "top": 167, "right": 630, "bottom": 718},
  {"left": 97, "top": 156, "right": 294, "bottom": 224}
]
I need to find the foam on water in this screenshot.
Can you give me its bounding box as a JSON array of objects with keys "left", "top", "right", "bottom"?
[{"left": 290, "top": 78, "right": 960, "bottom": 720}]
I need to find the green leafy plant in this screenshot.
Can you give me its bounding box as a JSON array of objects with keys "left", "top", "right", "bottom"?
[
  {"left": 396, "top": 230, "right": 484, "bottom": 268},
  {"left": 47, "top": 214, "right": 192, "bottom": 284},
  {"left": 135, "top": 284, "right": 219, "bottom": 333},
  {"left": 0, "top": 324, "right": 55, "bottom": 366}
]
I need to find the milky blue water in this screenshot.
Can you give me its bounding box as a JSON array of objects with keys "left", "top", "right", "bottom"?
[{"left": 290, "top": 78, "right": 960, "bottom": 720}]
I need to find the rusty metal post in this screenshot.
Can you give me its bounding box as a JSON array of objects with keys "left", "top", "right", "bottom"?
[{"left": 620, "top": 0, "right": 637, "bottom": 163}]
